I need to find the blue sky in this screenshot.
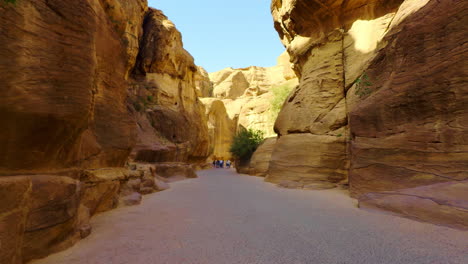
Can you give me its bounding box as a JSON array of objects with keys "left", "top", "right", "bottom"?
[{"left": 147, "top": 0, "right": 285, "bottom": 73}]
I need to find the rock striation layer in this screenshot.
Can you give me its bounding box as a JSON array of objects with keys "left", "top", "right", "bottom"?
[
  {"left": 268, "top": 0, "right": 468, "bottom": 228},
  {"left": 129, "top": 8, "right": 210, "bottom": 164},
  {"left": 202, "top": 53, "right": 298, "bottom": 162},
  {"left": 0, "top": 1, "right": 210, "bottom": 263}
]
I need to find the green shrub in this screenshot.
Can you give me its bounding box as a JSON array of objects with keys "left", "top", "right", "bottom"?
[
  {"left": 229, "top": 128, "right": 264, "bottom": 161},
  {"left": 270, "top": 83, "right": 294, "bottom": 120},
  {"left": 355, "top": 73, "right": 373, "bottom": 98},
  {"left": 2, "top": 0, "right": 17, "bottom": 4}
]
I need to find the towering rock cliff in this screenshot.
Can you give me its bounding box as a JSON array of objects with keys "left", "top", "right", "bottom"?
[
  {"left": 0, "top": 1, "right": 211, "bottom": 263},
  {"left": 268, "top": 0, "right": 468, "bottom": 228},
  {"left": 129, "top": 8, "right": 210, "bottom": 164},
  {"left": 201, "top": 53, "right": 297, "bottom": 161}
]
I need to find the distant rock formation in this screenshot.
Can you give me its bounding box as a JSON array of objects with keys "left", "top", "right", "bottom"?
[
  {"left": 266, "top": 0, "right": 468, "bottom": 229},
  {"left": 0, "top": 1, "right": 211, "bottom": 263},
  {"left": 201, "top": 52, "right": 298, "bottom": 161}
]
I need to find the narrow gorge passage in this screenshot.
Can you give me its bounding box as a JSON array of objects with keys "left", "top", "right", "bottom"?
[{"left": 33, "top": 169, "right": 468, "bottom": 264}]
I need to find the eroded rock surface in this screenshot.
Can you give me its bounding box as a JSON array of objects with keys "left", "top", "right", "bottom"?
[
  {"left": 269, "top": 0, "right": 468, "bottom": 227},
  {"left": 359, "top": 181, "right": 468, "bottom": 230},
  {"left": 247, "top": 138, "right": 277, "bottom": 177},
  {"left": 202, "top": 53, "right": 298, "bottom": 162},
  {"left": 200, "top": 98, "right": 236, "bottom": 160},
  {"left": 130, "top": 8, "right": 210, "bottom": 164},
  {"left": 0, "top": 0, "right": 141, "bottom": 174},
  {"left": 0, "top": 1, "right": 209, "bottom": 262},
  {"left": 347, "top": 0, "right": 468, "bottom": 197}
]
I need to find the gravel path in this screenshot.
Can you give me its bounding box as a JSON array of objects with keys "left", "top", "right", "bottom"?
[{"left": 33, "top": 169, "right": 468, "bottom": 264}]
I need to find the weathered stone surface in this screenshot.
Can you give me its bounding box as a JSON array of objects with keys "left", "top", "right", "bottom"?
[
  {"left": 271, "top": 0, "right": 403, "bottom": 77},
  {"left": 22, "top": 176, "right": 81, "bottom": 262},
  {"left": 348, "top": 0, "right": 468, "bottom": 197},
  {"left": 81, "top": 168, "right": 129, "bottom": 183},
  {"left": 203, "top": 53, "right": 298, "bottom": 160},
  {"left": 79, "top": 168, "right": 126, "bottom": 215},
  {"left": 270, "top": 0, "right": 468, "bottom": 228},
  {"left": 130, "top": 8, "right": 210, "bottom": 164},
  {"left": 0, "top": 1, "right": 210, "bottom": 262},
  {"left": 155, "top": 163, "right": 198, "bottom": 182},
  {"left": 359, "top": 181, "right": 468, "bottom": 230},
  {"left": 0, "top": 177, "right": 31, "bottom": 264},
  {"left": 277, "top": 51, "right": 296, "bottom": 81},
  {"left": 210, "top": 53, "right": 296, "bottom": 100},
  {"left": 248, "top": 138, "right": 277, "bottom": 177},
  {"left": 0, "top": 0, "right": 138, "bottom": 174},
  {"left": 267, "top": 134, "right": 347, "bottom": 187},
  {"left": 200, "top": 98, "right": 236, "bottom": 160},
  {"left": 195, "top": 66, "right": 213, "bottom": 97},
  {"left": 99, "top": 0, "right": 147, "bottom": 77}
]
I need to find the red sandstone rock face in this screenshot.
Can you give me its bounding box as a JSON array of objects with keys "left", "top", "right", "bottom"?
[
  {"left": 348, "top": 0, "right": 468, "bottom": 197},
  {"left": 0, "top": 1, "right": 211, "bottom": 263},
  {"left": 0, "top": 0, "right": 137, "bottom": 174},
  {"left": 359, "top": 181, "right": 468, "bottom": 230},
  {"left": 270, "top": 0, "right": 467, "bottom": 228},
  {"left": 129, "top": 8, "right": 211, "bottom": 164}
]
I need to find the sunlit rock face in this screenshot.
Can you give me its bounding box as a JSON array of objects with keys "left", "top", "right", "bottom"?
[
  {"left": 0, "top": 0, "right": 145, "bottom": 174},
  {"left": 270, "top": 0, "right": 468, "bottom": 228},
  {"left": 347, "top": 0, "right": 468, "bottom": 197},
  {"left": 130, "top": 8, "right": 211, "bottom": 164},
  {"left": 0, "top": 1, "right": 211, "bottom": 262},
  {"left": 200, "top": 98, "right": 236, "bottom": 160},
  {"left": 202, "top": 53, "right": 298, "bottom": 162},
  {"left": 208, "top": 52, "right": 298, "bottom": 138},
  {"left": 269, "top": 0, "right": 404, "bottom": 187}
]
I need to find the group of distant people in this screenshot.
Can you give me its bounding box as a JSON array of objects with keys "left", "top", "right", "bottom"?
[{"left": 213, "top": 159, "right": 231, "bottom": 169}]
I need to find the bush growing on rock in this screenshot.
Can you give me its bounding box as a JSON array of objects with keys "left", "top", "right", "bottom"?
[
  {"left": 270, "top": 83, "right": 294, "bottom": 120},
  {"left": 230, "top": 128, "right": 264, "bottom": 162}
]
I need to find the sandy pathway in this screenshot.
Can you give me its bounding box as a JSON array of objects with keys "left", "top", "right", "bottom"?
[{"left": 33, "top": 169, "right": 468, "bottom": 264}]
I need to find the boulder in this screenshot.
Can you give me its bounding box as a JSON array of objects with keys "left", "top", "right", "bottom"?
[{"left": 155, "top": 163, "right": 198, "bottom": 182}]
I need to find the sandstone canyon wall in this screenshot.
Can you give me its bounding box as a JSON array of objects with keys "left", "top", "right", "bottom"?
[
  {"left": 202, "top": 53, "right": 298, "bottom": 161},
  {"left": 0, "top": 1, "right": 211, "bottom": 263},
  {"left": 130, "top": 8, "right": 210, "bottom": 164},
  {"left": 267, "top": 0, "right": 467, "bottom": 228}
]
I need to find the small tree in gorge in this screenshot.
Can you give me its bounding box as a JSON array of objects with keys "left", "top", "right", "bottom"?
[{"left": 229, "top": 128, "right": 264, "bottom": 162}]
